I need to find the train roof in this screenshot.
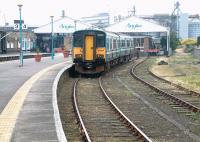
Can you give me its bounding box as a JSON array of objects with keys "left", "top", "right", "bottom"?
[{"left": 73, "top": 29, "right": 133, "bottom": 39}]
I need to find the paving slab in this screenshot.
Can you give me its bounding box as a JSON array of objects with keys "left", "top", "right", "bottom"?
[
  {"left": 0, "top": 53, "right": 72, "bottom": 141},
  {"left": 11, "top": 62, "right": 72, "bottom": 141},
  {"left": 0, "top": 53, "right": 72, "bottom": 112}
]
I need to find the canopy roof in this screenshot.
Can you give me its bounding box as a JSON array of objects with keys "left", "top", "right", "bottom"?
[
  {"left": 34, "top": 16, "right": 94, "bottom": 34},
  {"left": 106, "top": 16, "right": 168, "bottom": 33}
]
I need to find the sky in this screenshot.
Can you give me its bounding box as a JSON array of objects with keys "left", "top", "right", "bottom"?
[{"left": 0, "top": 0, "right": 200, "bottom": 26}]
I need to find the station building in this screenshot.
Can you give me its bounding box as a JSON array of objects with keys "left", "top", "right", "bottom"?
[
  {"left": 106, "top": 16, "right": 170, "bottom": 55},
  {"left": 1, "top": 15, "right": 169, "bottom": 55},
  {"left": 0, "top": 25, "right": 36, "bottom": 54},
  {"left": 0, "top": 16, "right": 94, "bottom": 54}
]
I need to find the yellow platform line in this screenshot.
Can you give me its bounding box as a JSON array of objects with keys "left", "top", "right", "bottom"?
[{"left": 0, "top": 62, "right": 66, "bottom": 142}]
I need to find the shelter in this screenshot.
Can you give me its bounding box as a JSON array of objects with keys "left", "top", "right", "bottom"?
[
  {"left": 106, "top": 16, "right": 170, "bottom": 55},
  {"left": 34, "top": 16, "right": 93, "bottom": 34},
  {"left": 34, "top": 16, "right": 95, "bottom": 52}
]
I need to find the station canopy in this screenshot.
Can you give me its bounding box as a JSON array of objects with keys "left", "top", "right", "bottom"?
[
  {"left": 34, "top": 16, "right": 94, "bottom": 34},
  {"left": 106, "top": 16, "right": 168, "bottom": 33}
]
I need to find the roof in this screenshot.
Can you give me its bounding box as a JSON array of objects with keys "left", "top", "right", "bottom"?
[
  {"left": 189, "top": 18, "right": 200, "bottom": 23},
  {"left": 34, "top": 16, "right": 94, "bottom": 34},
  {"left": 0, "top": 26, "right": 36, "bottom": 32},
  {"left": 106, "top": 16, "right": 168, "bottom": 33}
]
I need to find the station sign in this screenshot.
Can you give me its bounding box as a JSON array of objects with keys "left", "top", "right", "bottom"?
[
  {"left": 59, "top": 24, "right": 75, "bottom": 30},
  {"left": 14, "top": 24, "right": 28, "bottom": 30},
  {"left": 14, "top": 20, "right": 27, "bottom": 30},
  {"left": 127, "top": 23, "right": 142, "bottom": 30},
  {"left": 14, "top": 20, "right": 24, "bottom": 24}
]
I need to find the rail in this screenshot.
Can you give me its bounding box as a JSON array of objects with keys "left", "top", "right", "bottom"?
[
  {"left": 99, "top": 77, "right": 152, "bottom": 142},
  {"left": 73, "top": 79, "right": 92, "bottom": 142},
  {"left": 148, "top": 67, "right": 200, "bottom": 97},
  {"left": 130, "top": 59, "right": 200, "bottom": 113}
]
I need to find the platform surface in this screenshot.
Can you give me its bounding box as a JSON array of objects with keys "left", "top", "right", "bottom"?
[{"left": 0, "top": 53, "right": 72, "bottom": 141}]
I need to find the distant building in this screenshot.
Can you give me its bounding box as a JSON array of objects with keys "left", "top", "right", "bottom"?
[
  {"left": 81, "top": 13, "right": 110, "bottom": 28},
  {"left": 139, "top": 14, "right": 185, "bottom": 38},
  {"left": 188, "top": 18, "right": 200, "bottom": 39},
  {"left": 179, "top": 13, "right": 188, "bottom": 39},
  {"left": 139, "top": 14, "right": 171, "bottom": 28},
  {"left": 139, "top": 14, "right": 200, "bottom": 40}
]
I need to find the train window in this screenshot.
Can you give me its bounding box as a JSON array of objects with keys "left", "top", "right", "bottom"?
[
  {"left": 96, "top": 34, "right": 105, "bottom": 47},
  {"left": 134, "top": 38, "right": 137, "bottom": 46},
  {"left": 73, "top": 34, "right": 83, "bottom": 47},
  {"left": 127, "top": 40, "right": 130, "bottom": 47},
  {"left": 110, "top": 39, "right": 112, "bottom": 50},
  {"left": 113, "top": 39, "right": 117, "bottom": 49},
  {"left": 121, "top": 40, "right": 125, "bottom": 47},
  {"left": 120, "top": 40, "right": 122, "bottom": 47},
  {"left": 106, "top": 38, "right": 109, "bottom": 50},
  {"left": 117, "top": 40, "right": 120, "bottom": 49},
  {"left": 124, "top": 39, "right": 127, "bottom": 48}
]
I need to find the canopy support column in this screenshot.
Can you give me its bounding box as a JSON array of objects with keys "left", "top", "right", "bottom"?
[{"left": 166, "top": 29, "right": 170, "bottom": 56}]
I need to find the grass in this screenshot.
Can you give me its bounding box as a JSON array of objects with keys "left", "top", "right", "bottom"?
[{"left": 150, "top": 51, "right": 200, "bottom": 93}]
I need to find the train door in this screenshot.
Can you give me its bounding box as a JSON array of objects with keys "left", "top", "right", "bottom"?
[{"left": 85, "top": 35, "right": 94, "bottom": 61}]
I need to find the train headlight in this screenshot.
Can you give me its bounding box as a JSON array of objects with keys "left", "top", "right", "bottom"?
[
  {"left": 97, "top": 54, "right": 104, "bottom": 58},
  {"left": 75, "top": 54, "right": 82, "bottom": 58}
]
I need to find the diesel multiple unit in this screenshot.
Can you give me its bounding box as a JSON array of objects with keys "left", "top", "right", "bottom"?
[{"left": 72, "top": 29, "right": 135, "bottom": 74}]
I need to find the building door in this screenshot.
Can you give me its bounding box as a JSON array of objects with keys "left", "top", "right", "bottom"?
[{"left": 85, "top": 35, "right": 94, "bottom": 61}]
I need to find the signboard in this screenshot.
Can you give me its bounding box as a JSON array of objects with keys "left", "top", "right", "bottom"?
[
  {"left": 59, "top": 24, "right": 75, "bottom": 30},
  {"left": 127, "top": 23, "right": 142, "bottom": 30},
  {"left": 14, "top": 20, "right": 24, "bottom": 24},
  {"left": 14, "top": 24, "right": 28, "bottom": 30}
]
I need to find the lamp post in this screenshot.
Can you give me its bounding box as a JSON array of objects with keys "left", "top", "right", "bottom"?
[
  {"left": 50, "top": 15, "right": 54, "bottom": 61},
  {"left": 18, "top": 3, "right": 23, "bottom": 66},
  {"left": 74, "top": 20, "right": 77, "bottom": 31}
]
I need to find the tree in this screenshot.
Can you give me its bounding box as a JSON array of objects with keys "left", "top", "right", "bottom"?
[
  {"left": 170, "top": 32, "right": 179, "bottom": 51},
  {"left": 180, "top": 38, "right": 197, "bottom": 47}
]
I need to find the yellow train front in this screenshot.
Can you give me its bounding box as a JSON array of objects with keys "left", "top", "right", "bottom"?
[
  {"left": 72, "top": 29, "right": 135, "bottom": 74},
  {"left": 73, "top": 30, "right": 106, "bottom": 74}
]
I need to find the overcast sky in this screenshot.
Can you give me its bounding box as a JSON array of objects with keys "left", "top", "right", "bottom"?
[{"left": 0, "top": 0, "right": 199, "bottom": 26}]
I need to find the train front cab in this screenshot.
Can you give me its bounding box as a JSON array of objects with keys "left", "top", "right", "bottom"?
[{"left": 73, "top": 30, "right": 106, "bottom": 74}]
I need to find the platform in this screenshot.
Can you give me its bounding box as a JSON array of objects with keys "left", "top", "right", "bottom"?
[
  {"left": 0, "top": 52, "right": 51, "bottom": 62},
  {"left": 0, "top": 53, "right": 72, "bottom": 141}
]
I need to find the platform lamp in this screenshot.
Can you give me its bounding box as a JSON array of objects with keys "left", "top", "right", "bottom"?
[
  {"left": 17, "top": 1, "right": 23, "bottom": 66},
  {"left": 50, "top": 15, "right": 54, "bottom": 61}
]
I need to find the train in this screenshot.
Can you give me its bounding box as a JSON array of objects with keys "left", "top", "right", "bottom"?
[{"left": 72, "top": 29, "right": 135, "bottom": 74}]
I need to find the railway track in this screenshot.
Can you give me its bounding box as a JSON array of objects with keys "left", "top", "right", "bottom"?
[
  {"left": 73, "top": 78, "right": 152, "bottom": 142},
  {"left": 58, "top": 77, "right": 82, "bottom": 141},
  {"left": 58, "top": 60, "right": 200, "bottom": 141},
  {"left": 101, "top": 62, "right": 199, "bottom": 142},
  {"left": 131, "top": 58, "right": 200, "bottom": 113}
]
